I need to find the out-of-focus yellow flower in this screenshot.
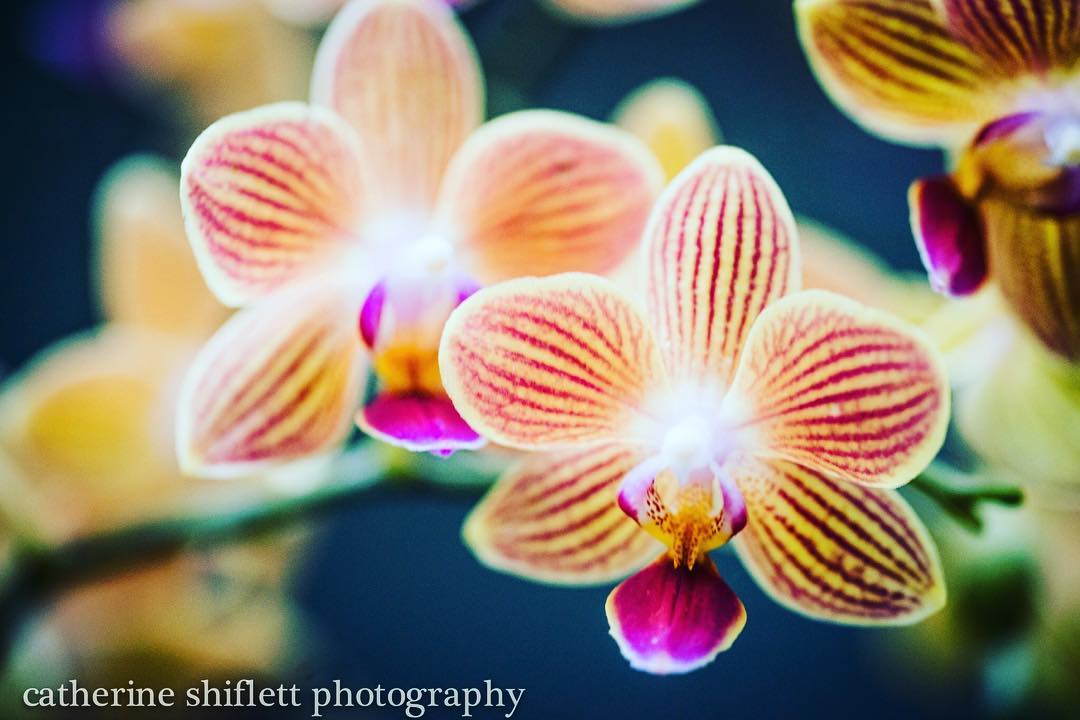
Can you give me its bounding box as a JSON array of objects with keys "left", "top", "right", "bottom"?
[
  {"left": 0, "top": 156, "right": 302, "bottom": 688},
  {"left": 797, "top": 0, "right": 1080, "bottom": 361},
  {"left": 107, "top": 0, "right": 316, "bottom": 128}
]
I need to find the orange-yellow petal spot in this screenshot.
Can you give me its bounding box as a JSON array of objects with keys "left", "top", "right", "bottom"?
[
  {"left": 728, "top": 290, "right": 949, "bottom": 488},
  {"left": 645, "top": 146, "right": 799, "bottom": 387},
  {"left": 795, "top": 0, "right": 1005, "bottom": 145},
  {"left": 734, "top": 459, "right": 946, "bottom": 624},
  {"left": 178, "top": 283, "right": 366, "bottom": 478},
  {"left": 464, "top": 445, "right": 662, "bottom": 585},
  {"left": 311, "top": 0, "right": 483, "bottom": 212},
  {"left": 611, "top": 78, "right": 721, "bottom": 181},
  {"left": 437, "top": 110, "right": 663, "bottom": 282},
  {"left": 440, "top": 273, "right": 666, "bottom": 449},
  {"left": 180, "top": 102, "right": 368, "bottom": 306},
  {"left": 95, "top": 155, "right": 226, "bottom": 338}
]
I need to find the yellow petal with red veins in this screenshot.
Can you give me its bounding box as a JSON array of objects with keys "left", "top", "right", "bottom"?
[
  {"left": 734, "top": 459, "right": 946, "bottom": 624},
  {"left": 95, "top": 156, "right": 226, "bottom": 338},
  {"left": 311, "top": 0, "right": 483, "bottom": 212},
  {"left": 796, "top": 0, "right": 1005, "bottom": 145},
  {"left": 645, "top": 146, "right": 799, "bottom": 387},
  {"left": 464, "top": 445, "right": 662, "bottom": 585},
  {"left": 437, "top": 110, "right": 663, "bottom": 283},
  {"left": 933, "top": 0, "right": 1080, "bottom": 74},
  {"left": 181, "top": 102, "right": 368, "bottom": 306},
  {"left": 982, "top": 197, "right": 1080, "bottom": 360},
  {"left": 728, "top": 290, "right": 949, "bottom": 488},
  {"left": 440, "top": 273, "right": 666, "bottom": 449},
  {"left": 611, "top": 78, "right": 721, "bottom": 181},
  {"left": 177, "top": 282, "right": 366, "bottom": 478}
]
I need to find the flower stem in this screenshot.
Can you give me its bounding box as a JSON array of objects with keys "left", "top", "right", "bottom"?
[{"left": 910, "top": 462, "right": 1024, "bottom": 532}]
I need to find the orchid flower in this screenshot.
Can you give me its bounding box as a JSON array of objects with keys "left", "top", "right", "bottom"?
[
  {"left": 440, "top": 147, "right": 950, "bottom": 674},
  {"left": 177, "top": 0, "right": 662, "bottom": 476},
  {"left": 797, "top": 0, "right": 1080, "bottom": 360},
  {"left": 0, "top": 157, "right": 300, "bottom": 685}
]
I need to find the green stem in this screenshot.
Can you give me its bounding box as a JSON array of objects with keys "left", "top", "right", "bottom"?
[{"left": 911, "top": 462, "right": 1024, "bottom": 532}]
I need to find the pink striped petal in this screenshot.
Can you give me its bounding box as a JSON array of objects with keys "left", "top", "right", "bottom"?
[
  {"left": 440, "top": 274, "right": 666, "bottom": 449},
  {"left": 357, "top": 392, "right": 483, "bottom": 454},
  {"left": 727, "top": 290, "right": 949, "bottom": 488},
  {"left": 311, "top": 0, "right": 483, "bottom": 213},
  {"left": 181, "top": 103, "right": 367, "bottom": 306},
  {"left": 437, "top": 110, "right": 663, "bottom": 282},
  {"left": 645, "top": 147, "right": 799, "bottom": 387},
  {"left": 606, "top": 554, "right": 745, "bottom": 674},
  {"left": 909, "top": 175, "right": 988, "bottom": 296},
  {"left": 734, "top": 459, "right": 946, "bottom": 624},
  {"left": 464, "top": 445, "right": 662, "bottom": 585},
  {"left": 177, "top": 282, "right": 366, "bottom": 477}
]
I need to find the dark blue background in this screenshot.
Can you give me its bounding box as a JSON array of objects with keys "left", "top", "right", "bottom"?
[{"left": 4, "top": 0, "right": 983, "bottom": 718}]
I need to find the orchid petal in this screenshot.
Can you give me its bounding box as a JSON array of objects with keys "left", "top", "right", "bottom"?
[
  {"left": 933, "top": 0, "right": 1080, "bottom": 74},
  {"left": 645, "top": 147, "right": 799, "bottom": 387},
  {"left": 542, "top": 0, "right": 699, "bottom": 25},
  {"left": 728, "top": 290, "right": 949, "bottom": 488},
  {"left": 437, "top": 110, "right": 662, "bottom": 282},
  {"left": 606, "top": 554, "right": 745, "bottom": 674},
  {"left": 311, "top": 0, "right": 483, "bottom": 212},
  {"left": 734, "top": 459, "right": 946, "bottom": 624},
  {"left": 94, "top": 156, "right": 225, "bottom": 337},
  {"left": 909, "top": 175, "right": 988, "bottom": 296},
  {"left": 796, "top": 0, "right": 1004, "bottom": 145},
  {"left": 611, "top": 78, "right": 720, "bottom": 181},
  {"left": 464, "top": 445, "right": 662, "bottom": 585},
  {"left": 440, "top": 273, "right": 665, "bottom": 449},
  {"left": 982, "top": 197, "right": 1080, "bottom": 360},
  {"left": 177, "top": 282, "right": 365, "bottom": 478},
  {"left": 181, "top": 102, "right": 367, "bottom": 306},
  {"left": 357, "top": 392, "right": 484, "bottom": 454}
]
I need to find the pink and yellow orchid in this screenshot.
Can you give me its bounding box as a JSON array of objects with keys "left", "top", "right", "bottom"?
[
  {"left": 177, "top": 0, "right": 663, "bottom": 475},
  {"left": 441, "top": 147, "right": 950, "bottom": 674},
  {"left": 797, "top": 0, "right": 1080, "bottom": 360}
]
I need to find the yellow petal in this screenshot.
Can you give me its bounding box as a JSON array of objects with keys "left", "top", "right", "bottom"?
[
  {"left": 611, "top": 78, "right": 721, "bottom": 181},
  {"left": 94, "top": 155, "right": 226, "bottom": 337},
  {"left": 464, "top": 445, "right": 662, "bottom": 585},
  {"left": 645, "top": 146, "right": 799, "bottom": 387},
  {"left": 796, "top": 0, "right": 1005, "bottom": 145},
  {"left": 728, "top": 290, "right": 950, "bottom": 488},
  {"left": 437, "top": 110, "right": 663, "bottom": 282},
  {"left": 178, "top": 282, "right": 366, "bottom": 478},
  {"left": 440, "top": 273, "right": 666, "bottom": 449},
  {"left": 734, "top": 459, "right": 946, "bottom": 624},
  {"left": 181, "top": 102, "right": 368, "bottom": 306},
  {"left": 311, "top": 0, "right": 483, "bottom": 212}
]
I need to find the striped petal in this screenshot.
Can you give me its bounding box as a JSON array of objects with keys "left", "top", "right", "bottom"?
[
  {"left": 357, "top": 392, "right": 483, "bottom": 454},
  {"left": 796, "top": 0, "right": 1005, "bottom": 145},
  {"left": 909, "top": 175, "right": 988, "bottom": 295},
  {"left": 437, "top": 110, "right": 663, "bottom": 283},
  {"left": 734, "top": 459, "right": 946, "bottom": 624},
  {"left": 982, "top": 197, "right": 1080, "bottom": 360},
  {"left": 94, "top": 155, "right": 226, "bottom": 337},
  {"left": 440, "top": 273, "right": 665, "bottom": 449},
  {"left": 181, "top": 102, "right": 368, "bottom": 306},
  {"left": 611, "top": 78, "right": 721, "bottom": 181},
  {"left": 606, "top": 554, "right": 745, "bottom": 674},
  {"left": 727, "top": 290, "right": 949, "bottom": 488},
  {"left": 934, "top": 0, "right": 1080, "bottom": 74},
  {"left": 311, "top": 0, "right": 483, "bottom": 212},
  {"left": 177, "top": 282, "right": 366, "bottom": 477},
  {"left": 644, "top": 147, "right": 799, "bottom": 387},
  {"left": 463, "top": 444, "right": 662, "bottom": 585}
]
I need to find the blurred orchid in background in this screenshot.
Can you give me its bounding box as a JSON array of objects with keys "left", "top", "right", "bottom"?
[
  {"left": 797, "top": 0, "right": 1080, "bottom": 361},
  {"left": 441, "top": 147, "right": 950, "bottom": 674},
  {"left": 0, "top": 157, "right": 303, "bottom": 694},
  {"left": 177, "top": 0, "right": 662, "bottom": 475}
]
